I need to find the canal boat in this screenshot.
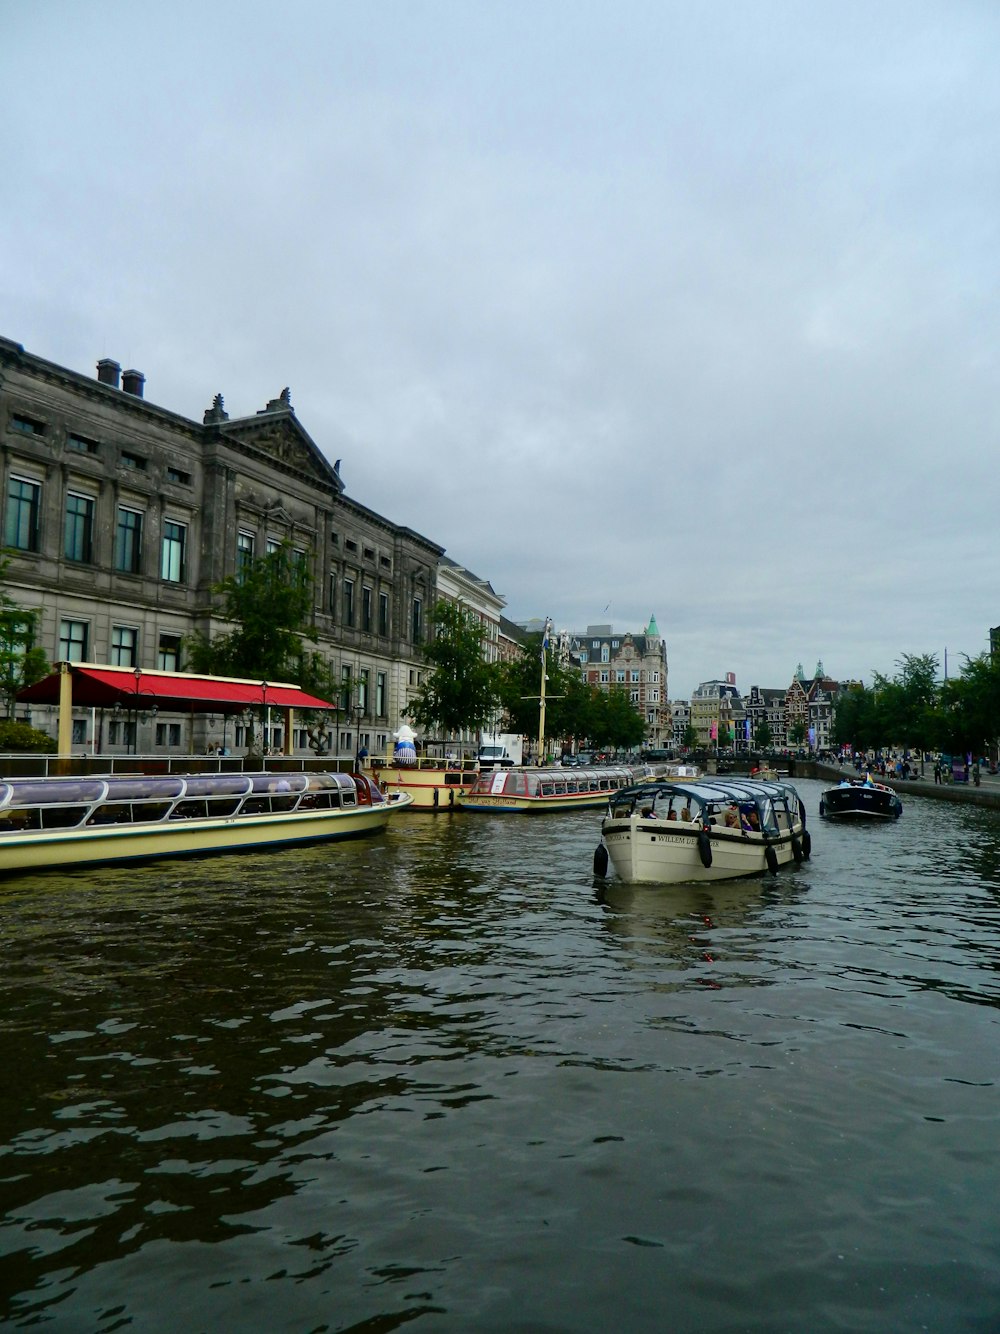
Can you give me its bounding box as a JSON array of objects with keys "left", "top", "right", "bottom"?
[
  {"left": 594, "top": 776, "right": 809, "bottom": 884},
  {"left": 370, "top": 755, "right": 479, "bottom": 811},
  {"left": 458, "top": 764, "right": 653, "bottom": 813},
  {"left": 0, "top": 770, "right": 412, "bottom": 875},
  {"left": 819, "top": 775, "right": 902, "bottom": 821}
]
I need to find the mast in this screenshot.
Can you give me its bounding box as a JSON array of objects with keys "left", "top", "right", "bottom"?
[{"left": 538, "top": 617, "right": 552, "bottom": 763}]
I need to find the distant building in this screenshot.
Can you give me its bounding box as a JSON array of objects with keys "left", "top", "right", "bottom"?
[{"left": 569, "top": 616, "right": 669, "bottom": 746}]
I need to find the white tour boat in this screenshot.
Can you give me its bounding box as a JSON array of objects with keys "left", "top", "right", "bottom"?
[
  {"left": 0, "top": 770, "right": 411, "bottom": 875},
  {"left": 594, "top": 776, "right": 809, "bottom": 884},
  {"left": 370, "top": 756, "right": 479, "bottom": 811},
  {"left": 458, "top": 764, "right": 658, "bottom": 814}
]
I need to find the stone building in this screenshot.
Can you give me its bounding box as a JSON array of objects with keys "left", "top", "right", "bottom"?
[
  {"left": 570, "top": 616, "right": 669, "bottom": 747},
  {"left": 1, "top": 336, "right": 443, "bottom": 757},
  {"left": 689, "top": 676, "right": 743, "bottom": 750}
]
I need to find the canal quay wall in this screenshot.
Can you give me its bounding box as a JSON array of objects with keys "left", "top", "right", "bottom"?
[{"left": 792, "top": 759, "right": 1000, "bottom": 813}]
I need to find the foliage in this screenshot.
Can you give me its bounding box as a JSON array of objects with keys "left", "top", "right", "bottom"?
[
  {"left": 0, "top": 719, "right": 56, "bottom": 752},
  {"left": 939, "top": 653, "right": 1000, "bottom": 754},
  {"left": 680, "top": 723, "right": 699, "bottom": 751},
  {"left": 404, "top": 600, "right": 501, "bottom": 737},
  {"left": 754, "top": 719, "right": 774, "bottom": 751},
  {"left": 788, "top": 721, "right": 808, "bottom": 748},
  {"left": 0, "top": 556, "right": 50, "bottom": 718},
  {"left": 185, "top": 544, "right": 331, "bottom": 691},
  {"left": 496, "top": 640, "right": 646, "bottom": 751}
]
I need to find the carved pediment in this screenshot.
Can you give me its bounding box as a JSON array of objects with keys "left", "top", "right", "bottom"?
[{"left": 219, "top": 414, "right": 343, "bottom": 493}]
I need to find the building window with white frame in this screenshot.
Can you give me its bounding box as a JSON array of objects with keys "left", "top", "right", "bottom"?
[
  {"left": 115, "top": 506, "right": 143, "bottom": 574},
  {"left": 5, "top": 476, "right": 41, "bottom": 552},
  {"left": 158, "top": 634, "right": 181, "bottom": 671},
  {"left": 161, "top": 521, "right": 187, "bottom": 583},
  {"left": 64, "top": 493, "right": 95, "bottom": 563},
  {"left": 376, "top": 671, "right": 386, "bottom": 717},
  {"left": 237, "top": 530, "right": 255, "bottom": 581}
]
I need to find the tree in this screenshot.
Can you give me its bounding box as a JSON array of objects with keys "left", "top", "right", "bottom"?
[
  {"left": 405, "top": 600, "right": 501, "bottom": 738},
  {"left": 940, "top": 653, "right": 1000, "bottom": 756},
  {"left": 185, "top": 544, "right": 321, "bottom": 684},
  {"left": 788, "top": 721, "right": 808, "bottom": 748},
  {"left": 755, "top": 719, "right": 774, "bottom": 751},
  {"left": 0, "top": 558, "right": 49, "bottom": 719},
  {"left": 681, "top": 723, "right": 699, "bottom": 751}
]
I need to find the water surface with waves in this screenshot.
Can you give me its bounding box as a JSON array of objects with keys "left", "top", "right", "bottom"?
[{"left": 2, "top": 777, "right": 999, "bottom": 1332}]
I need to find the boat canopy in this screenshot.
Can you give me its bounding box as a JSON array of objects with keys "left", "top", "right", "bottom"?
[{"left": 608, "top": 778, "right": 801, "bottom": 835}]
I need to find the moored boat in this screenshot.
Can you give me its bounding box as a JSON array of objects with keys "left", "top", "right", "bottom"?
[
  {"left": 594, "top": 777, "right": 809, "bottom": 884},
  {"left": 458, "top": 764, "right": 654, "bottom": 813},
  {"left": 819, "top": 775, "right": 902, "bottom": 821},
  {"left": 370, "top": 756, "right": 479, "bottom": 811},
  {"left": 0, "top": 770, "right": 411, "bottom": 875}
]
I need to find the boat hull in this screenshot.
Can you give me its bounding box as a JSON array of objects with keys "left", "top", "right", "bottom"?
[
  {"left": 820, "top": 784, "right": 902, "bottom": 820},
  {"left": 370, "top": 761, "right": 476, "bottom": 811},
  {"left": 602, "top": 819, "right": 801, "bottom": 884},
  {"left": 458, "top": 790, "right": 609, "bottom": 813},
  {"left": 0, "top": 793, "right": 411, "bottom": 874}
]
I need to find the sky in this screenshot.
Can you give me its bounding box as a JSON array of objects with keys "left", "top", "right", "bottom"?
[{"left": 3, "top": 0, "right": 998, "bottom": 698}]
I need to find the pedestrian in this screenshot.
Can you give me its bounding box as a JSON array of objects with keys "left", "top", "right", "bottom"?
[{"left": 933, "top": 760, "right": 941, "bottom": 785}]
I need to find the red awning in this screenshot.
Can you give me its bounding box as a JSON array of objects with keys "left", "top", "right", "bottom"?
[{"left": 17, "top": 666, "right": 337, "bottom": 714}]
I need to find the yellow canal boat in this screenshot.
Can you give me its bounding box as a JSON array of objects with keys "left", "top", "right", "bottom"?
[{"left": 0, "top": 770, "right": 411, "bottom": 875}]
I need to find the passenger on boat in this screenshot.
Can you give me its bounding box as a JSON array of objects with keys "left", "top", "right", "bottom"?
[
  {"left": 666, "top": 809, "right": 678, "bottom": 821},
  {"left": 680, "top": 804, "right": 692, "bottom": 822},
  {"left": 724, "top": 805, "right": 740, "bottom": 829}
]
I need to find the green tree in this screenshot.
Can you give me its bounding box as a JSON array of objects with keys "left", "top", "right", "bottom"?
[
  {"left": 788, "top": 721, "right": 808, "bottom": 748},
  {"left": 405, "top": 600, "right": 501, "bottom": 738},
  {"left": 754, "top": 719, "right": 774, "bottom": 751},
  {"left": 185, "top": 543, "right": 329, "bottom": 688},
  {"left": 681, "top": 723, "right": 699, "bottom": 751},
  {"left": 939, "top": 653, "right": 1000, "bottom": 756},
  {"left": 0, "top": 557, "right": 50, "bottom": 719}
]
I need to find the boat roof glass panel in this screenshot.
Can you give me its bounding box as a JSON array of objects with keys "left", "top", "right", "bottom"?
[{"left": 1, "top": 778, "right": 108, "bottom": 807}]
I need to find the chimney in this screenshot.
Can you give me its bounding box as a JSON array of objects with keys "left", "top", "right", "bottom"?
[
  {"left": 122, "top": 369, "right": 145, "bottom": 398},
  {"left": 97, "top": 358, "right": 121, "bottom": 389}
]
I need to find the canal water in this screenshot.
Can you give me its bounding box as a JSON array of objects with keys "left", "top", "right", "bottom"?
[{"left": 1, "top": 778, "right": 999, "bottom": 1332}]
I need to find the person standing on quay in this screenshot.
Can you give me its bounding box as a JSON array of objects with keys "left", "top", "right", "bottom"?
[{"left": 934, "top": 759, "right": 942, "bottom": 784}]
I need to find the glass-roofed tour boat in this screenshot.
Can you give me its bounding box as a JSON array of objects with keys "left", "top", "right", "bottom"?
[
  {"left": 0, "top": 770, "right": 412, "bottom": 875},
  {"left": 458, "top": 764, "right": 659, "bottom": 813},
  {"left": 594, "top": 776, "right": 810, "bottom": 884}
]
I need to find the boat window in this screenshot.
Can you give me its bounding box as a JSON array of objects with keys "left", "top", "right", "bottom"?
[
  {"left": 507, "top": 772, "right": 528, "bottom": 796},
  {"left": 539, "top": 783, "right": 554, "bottom": 797},
  {"left": 101, "top": 777, "right": 186, "bottom": 801},
  {"left": 6, "top": 779, "right": 107, "bottom": 806},
  {"left": 41, "top": 805, "right": 91, "bottom": 829}
]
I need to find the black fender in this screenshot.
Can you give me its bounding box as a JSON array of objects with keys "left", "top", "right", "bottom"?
[
  {"left": 791, "top": 834, "right": 804, "bottom": 863},
  {"left": 818, "top": 799, "right": 826, "bottom": 817},
  {"left": 801, "top": 829, "right": 812, "bottom": 860},
  {"left": 697, "top": 829, "right": 713, "bottom": 868},
  {"left": 593, "top": 843, "right": 609, "bottom": 877},
  {"left": 765, "top": 844, "right": 779, "bottom": 875}
]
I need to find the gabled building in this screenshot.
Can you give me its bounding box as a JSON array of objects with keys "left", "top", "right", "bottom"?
[
  {"left": 1, "top": 336, "right": 443, "bottom": 757},
  {"left": 744, "top": 685, "right": 788, "bottom": 751},
  {"left": 570, "top": 615, "right": 669, "bottom": 746}
]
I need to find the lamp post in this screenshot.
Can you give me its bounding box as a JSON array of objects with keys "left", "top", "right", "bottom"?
[
  {"left": 129, "top": 666, "right": 157, "bottom": 755},
  {"left": 353, "top": 702, "right": 365, "bottom": 768},
  {"left": 261, "top": 681, "right": 269, "bottom": 756}
]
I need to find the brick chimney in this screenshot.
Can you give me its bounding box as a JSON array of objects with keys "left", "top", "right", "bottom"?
[
  {"left": 97, "top": 358, "right": 121, "bottom": 389},
  {"left": 122, "top": 369, "right": 145, "bottom": 398}
]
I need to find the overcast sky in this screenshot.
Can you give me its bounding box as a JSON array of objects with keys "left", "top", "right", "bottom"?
[{"left": 4, "top": 1, "right": 998, "bottom": 697}]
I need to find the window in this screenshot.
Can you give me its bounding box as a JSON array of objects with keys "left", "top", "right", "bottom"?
[
  {"left": 266, "top": 537, "right": 281, "bottom": 556},
  {"left": 237, "top": 530, "right": 255, "bottom": 581},
  {"left": 166, "top": 466, "right": 190, "bottom": 485},
  {"left": 72, "top": 718, "right": 88, "bottom": 745},
  {"left": 630, "top": 690, "right": 640, "bottom": 703},
  {"left": 616, "top": 670, "right": 626, "bottom": 683},
  {"left": 362, "top": 586, "right": 372, "bottom": 632},
  {"left": 412, "top": 596, "right": 422, "bottom": 645},
  {"left": 600, "top": 670, "right": 610, "bottom": 683},
  {"left": 345, "top": 539, "right": 358, "bottom": 553},
  {"left": 158, "top": 634, "right": 181, "bottom": 671},
  {"left": 329, "top": 573, "right": 338, "bottom": 618},
  {"left": 111, "top": 625, "right": 138, "bottom": 667},
  {"left": 115, "top": 507, "right": 143, "bottom": 573},
  {"left": 59, "top": 619, "right": 89, "bottom": 662},
  {"left": 64, "top": 493, "right": 95, "bottom": 563},
  {"left": 108, "top": 719, "right": 136, "bottom": 749},
  {"left": 359, "top": 668, "right": 370, "bottom": 712},
  {"left": 579, "top": 650, "right": 589, "bottom": 664},
  {"left": 380, "top": 555, "right": 391, "bottom": 570},
  {"left": 652, "top": 672, "right": 660, "bottom": 683},
  {"left": 343, "top": 578, "right": 355, "bottom": 626},
  {"left": 67, "top": 433, "right": 98, "bottom": 454},
  {"left": 161, "top": 521, "right": 186, "bottom": 582},
  {"left": 649, "top": 689, "right": 660, "bottom": 703},
  {"left": 376, "top": 671, "right": 386, "bottom": 717},
  {"left": 10, "top": 413, "right": 44, "bottom": 435},
  {"left": 5, "top": 477, "right": 41, "bottom": 551},
  {"left": 155, "top": 722, "right": 182, "bottom": 746},
  {"left": 631, "top": 670, "right": 640, "bottom": 683},
  {"left": 120, "top": 450, "right": 147, "bottom": 471},
  {"left": 363, "top": 546, "right": 374, "bottom": 561},
  {"left": 378, "top": 591, "right": 389, "bottom": 636},
  {"left": 612, "top": 639, "right": 620, "bottom": 648},
  {"left": 341, "top": 665, "right": 351, "bottom": 712},
  {"left": 600, "top": 645, "right": 610, "bottom": 663},
  {"left": 331, "top": 530, "right": 339, "bottom": 546}
]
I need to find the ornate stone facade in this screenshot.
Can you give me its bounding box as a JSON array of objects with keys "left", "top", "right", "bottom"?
[{"left": 1, "top": 336, "right": 442, "bottom": 757}]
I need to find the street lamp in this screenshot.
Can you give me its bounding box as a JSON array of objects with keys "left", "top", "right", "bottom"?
[{"left": 353, "top": 701, "right": 365, "bottom": 768}]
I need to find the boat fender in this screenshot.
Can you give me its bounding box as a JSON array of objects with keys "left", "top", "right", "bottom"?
[
  {"left": 798, "top": 797, "right": 807, "bottom": 829},
  {"left": 449, "top": 787, "right": 455, "bottom": 807},
  {"left": 791, "top": 834, "right": 803, "bottom": 863},
  {"left": 765, "top": 844, "right": 778, "bottom": 875},
  {"left": 433, "top": 787, "right": 439, "bottom": 808},
  {"left": 818, "top": 799, "right": 825, "bottom": 817},
  {"left": 801, "top": 829, "right": 812, "bottom": 860},
  {"left": 593, "top": 842, "right": 609, "bottom": 877},
  {"left": 697, "top": 828, "right": 713, "bottom": 868}
]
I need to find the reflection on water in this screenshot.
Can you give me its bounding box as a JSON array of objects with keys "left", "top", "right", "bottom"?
[{"left": 2, "top": 780, "right": 1000, "bottom": 1331}]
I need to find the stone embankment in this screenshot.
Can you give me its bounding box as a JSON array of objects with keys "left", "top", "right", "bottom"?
[{"left": 803, "top": 760, "right": 1000, "bottom": 812}]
